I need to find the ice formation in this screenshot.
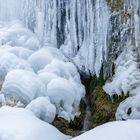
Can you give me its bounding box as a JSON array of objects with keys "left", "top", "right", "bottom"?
[
  {"left": 103, "top": 45, "right": 140, "bottom": 120},
  {"left": 0, "top": 22, "right": 40, "bottom": 50},
  {"left": 28, "top": 47, "right": 66, "bottom": 73},
  {"left": 26, "top": 97, "right": 56, "bottom": 123},
  {"left": 1, "top": 69, "right": 45, "bottom": 106},
  {"left": 39, "top": 59, "right": 85, "bottom": 121},
  {"left": 0, "top": 52, "right": 33, "bottom": 82},
  {"left": 47, "top": 77, "right": 84, "bottom": 121},
  {"left": 0, "top": 106, "right": 69, "bottom": 140}
]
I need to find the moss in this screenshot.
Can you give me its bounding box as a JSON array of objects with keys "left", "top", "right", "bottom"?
[
  {"left": 106, "top": 0, "right": 124, "bottom": 12},
  {"left": 90, "top": 86, "right": 127, "bottom": 126},
  {"left": 52, "top": 99, "right": 86, "bottom": 137}
]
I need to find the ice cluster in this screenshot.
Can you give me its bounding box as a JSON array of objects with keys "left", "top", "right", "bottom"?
[
  {"left": 0, "top": 21, "right": 85, "bottom": 122},
  {"left": 104, "top": 45, "right": 140, "bottom": 120}
]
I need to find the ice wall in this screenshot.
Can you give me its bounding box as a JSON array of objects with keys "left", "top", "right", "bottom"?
[{"left": 0, "top": 0, "right": 140, "bottom": 77}]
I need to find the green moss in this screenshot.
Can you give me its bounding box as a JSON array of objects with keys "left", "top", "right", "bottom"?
[
  {"left": 90, "top": 86, "right": 127, "bottom": 126},
  {"left": 106, "top": 0, "right": 124, "bottom": 12},
  {"left": 52, "top": 100, "right": 86, "bottom": 136}
]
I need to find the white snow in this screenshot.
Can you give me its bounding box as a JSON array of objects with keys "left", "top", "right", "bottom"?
[
  {"left": 0, "top": 106, "right": 69, "bottom": 140},
  {"left": 72, "top": 120, "right": 140, "bottom": 140},
  {"left": 26, "top": 97, "right": 56, "bottom": 123}
]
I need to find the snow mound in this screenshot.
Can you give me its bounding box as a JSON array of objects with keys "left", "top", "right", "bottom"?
[
  {"left": 72, "top": 120, "right": 140, "bottom": 140},
  {"left": 47, "top": 77, "right": 85, "bottom": 121},
  {"left": 0, "top": 106, "right": 69, "bottom": 140},
  {"left": 28, "top": 47, "right": 66, "bottom": 72},
  {"left": 1, "top": 69, "right": 45, "bottom": 106},
  {"left": 0, "top": 52, "right": 33, "bottom": 82},
  {"left": 103, "top": 46, "right": 140, "bottom": 120},
  {"left": 0, "top": 22, "right": 40, "bottom": 50},
  {"left": 26, "top": 97, "right": 56, "bottom": 123}
]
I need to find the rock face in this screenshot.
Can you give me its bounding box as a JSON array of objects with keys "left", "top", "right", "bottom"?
[{"left": 87, "top": 75, "right": 128, "bottom": 128}]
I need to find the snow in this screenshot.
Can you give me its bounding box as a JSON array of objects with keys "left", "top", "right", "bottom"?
[
  {"left": 72, "top": 120, "right": 140, "bottom": 140},
  {"left": 26, "top": 97, "right": 56, "bottom": 123},
  {"left": 0, "top": 106, "right": 69, "bottom": 140},
  {"left": 1, "top": 69, "right": 45, "bottom": 106}
]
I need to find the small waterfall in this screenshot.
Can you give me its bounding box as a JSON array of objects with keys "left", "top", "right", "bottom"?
[{"left": 81, "top": 96, "right": 92, "bottom": 132}]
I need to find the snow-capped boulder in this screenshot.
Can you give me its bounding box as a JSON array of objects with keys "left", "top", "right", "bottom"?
[
  {"left": 26, "top": 97, "right": 56, "bottom": 123},
  {"left": 1, "top": 69, "right": 45, "bottom": 106}
]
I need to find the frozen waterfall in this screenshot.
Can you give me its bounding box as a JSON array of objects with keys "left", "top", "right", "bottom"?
[{"left": 0, "top": 0, "right": 140, "bottom": 77}]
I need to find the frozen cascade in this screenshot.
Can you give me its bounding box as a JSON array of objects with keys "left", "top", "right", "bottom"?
[
  {"left": 1, "top": 0, "right": 140, "bottom": 77},
  {"left": 0, "top": 0, "right": 111, "bottom": 77}
]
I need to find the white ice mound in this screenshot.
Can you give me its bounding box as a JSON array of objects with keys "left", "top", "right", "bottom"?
[
  {"left": 38, "top": 72, "right": 59, "bottom": 89},
  {"left": 3, "top": 46, "right": 34, "bottom": 59},
  {"left": 0, "top": 106, "right": 69, "bottom": 140},
  {"left": 116, "top": 95, "right": 140, "bottom": 120},
  {"left": 26, "top": 97, "right": 56, "bottom": 123},
  {"left": 39, "top": 59, "right": 81, "bottom": 83},
  {"left": 28, "top": 47, "right": 66, "bottom": 72},
  {"left": 0, "top": 52, "right": 33, "bottom": 81},
  {"left": 0, "top": 22, "right": 40, "bottom": 50},
  {"left": 47, "top": 77, "right": 85, "bottom": 121},
  {"left": 72, "top": 120, "right": 140, "bottom": 140},
  {"left": 1, "top": 69, "right": 45, "bottom": 106}
]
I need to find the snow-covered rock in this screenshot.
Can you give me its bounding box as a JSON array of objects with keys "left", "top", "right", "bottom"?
[
  {"left": 26, "top": 97, "right": 56, "bottom": 123},
  {"left": 72, "top": 120, "right": 140, "bottom": 140},
  {"left": 1, "top": 69, "right": 45, "bottom": 106},
  {"left": 0, "top": 106, "right": 69, "bottom": 140}
]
